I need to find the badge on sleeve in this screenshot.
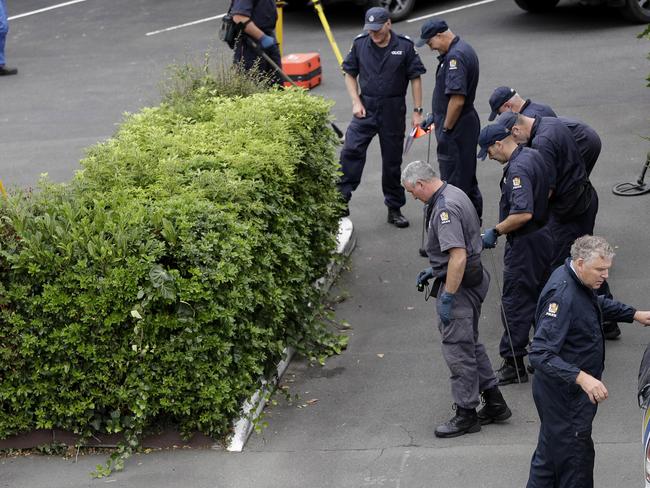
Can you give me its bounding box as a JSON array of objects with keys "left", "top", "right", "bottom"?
[
  {"left": 546, "top": 302, "right": 559, "bottom": 318},
  {"left": 512, "top": 176, "right": 522, "bottom": 189},
  {"left": 449, "top": 59, "right": 458, "bottom": 70},
  {"left": 440, "top": 211, "right": 451, "bottom": 224}
]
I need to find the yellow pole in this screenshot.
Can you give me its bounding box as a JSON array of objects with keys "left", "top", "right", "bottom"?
[
  {"left": 311, "top": 0, "right": 343, "bottom": 68},
  {"left": 276, "top": 0, "right": 286, "bottom": 57},
  {"left": 0, "top": 179, "right": 6, "bottom": 198}
]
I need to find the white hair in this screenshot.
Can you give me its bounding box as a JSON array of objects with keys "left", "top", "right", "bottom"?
[{"left": 570, "top": 235, "right": 615, "bottom": 263}]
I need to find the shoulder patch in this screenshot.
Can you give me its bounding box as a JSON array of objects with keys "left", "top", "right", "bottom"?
[
  {"left": 545, "top": 302, "right": 559, "bottom": 318},
  {"left": 449, "top": 58, "right": 458, "bottom": 70},
  {"left": 439, "top": 211, "right": 451, "bottom": 224},
  {"left": 397, "top": 33, "right": 414, "bottom": 43},
  {"left": 512, "top": 176, "right": 522, "bottom": 189}
]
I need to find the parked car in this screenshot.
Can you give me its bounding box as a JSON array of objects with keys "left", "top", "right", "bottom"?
[
  {"left": 514, "top": 0, "right": 650, "bottom": 23},
  {"left": 638, "top": 343, "right": 650, "bottom": 486},
  {"left": 306, "top": 0, "right": 418, "bottom": 22}
]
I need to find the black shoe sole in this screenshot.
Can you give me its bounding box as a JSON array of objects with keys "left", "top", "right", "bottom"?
[
  {"left": 434, "top": 422, "right": 481, "bottom": 438},
  {"left": 478, "top": 408, "right": 512, "bottom": 425},
  {"left": 387, "top": 219, "right": 409, "bottom": 228},
  {"left": 497, "top": 374, "right": 528, "bottom": 386}
]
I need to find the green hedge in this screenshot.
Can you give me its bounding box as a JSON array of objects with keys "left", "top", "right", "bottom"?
[{"left": 0, "top": 77, "right": 344, "bottom": 454}]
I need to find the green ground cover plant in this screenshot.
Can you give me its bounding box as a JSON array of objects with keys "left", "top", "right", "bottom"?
[{"left": 0, "top": 63, "right": 346, "bottom": 474}]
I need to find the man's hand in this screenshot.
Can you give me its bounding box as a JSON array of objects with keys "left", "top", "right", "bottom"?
[
  {"left": 576, "top": 371, "right": 609, "bottom": 404},
  {"left": 482, "top": 228, "right": 499, "bottom": 249},
  {"left": 416, "top": 267, "right": 434, "bottom": 290},
  {"left": 438, "top": 291, "right": 455, "bottom": 326},
  {"left": 412, "top": 112, "right": 424, "bottom": 128},
  {"left": 259, "top": 34, "right": 275, "bottom": 50},
  {"left": 634, "top": 311, "right": 650, "bottom": 326},
  {"left": 352, "top": 100, "right": 366, "bottom": 119}
]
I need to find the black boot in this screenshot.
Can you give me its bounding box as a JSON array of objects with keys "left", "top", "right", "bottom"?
[
  {"left": 603, "top": 321, "right": 621, "bottom": 340},
  {"left": 0, "top": 65, "right": 18, "bottom": 76},
  {"left": 496, "top": 357, "right": 528, "bottom": 385},
  {"left": 434, "top": 405, "right": 481, "bottom": 438},
  {"left": 477, "top": 387, "right": 512, "bottom": 425},
  {"left": 387, "top": 208, "right": 409, "bottom": 228}
]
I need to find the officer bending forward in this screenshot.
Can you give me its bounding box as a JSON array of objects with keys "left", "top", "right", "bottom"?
[{"left": 403, "top": 160, "right": 511, "bottom": 438}]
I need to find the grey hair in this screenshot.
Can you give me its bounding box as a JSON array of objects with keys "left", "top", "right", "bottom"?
[
  {"left": 570, "top": 235, "right": 615, "bottom": 263},
  {"left": 401, "top": 160, "right": 438, "bottom": 187}
]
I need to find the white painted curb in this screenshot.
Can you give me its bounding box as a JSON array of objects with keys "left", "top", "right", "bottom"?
[{"left": 225, "top": 217, "right": 356, "bottom": 452}]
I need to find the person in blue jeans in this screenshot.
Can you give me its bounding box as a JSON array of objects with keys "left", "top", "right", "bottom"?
[{"left": 0, "top": 0, "right": 18, "bottom": 76}]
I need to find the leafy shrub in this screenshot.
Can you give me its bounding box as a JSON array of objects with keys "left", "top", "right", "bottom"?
[{"left": 0, "top": 66, "right": 345, "bottom": 468}]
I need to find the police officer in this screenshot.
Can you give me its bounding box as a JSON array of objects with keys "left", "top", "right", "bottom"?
[
  {"left": 527, "top": 236, "right": 650, "bottom": 487},
  {"left": 403, "top": 160, "right": 511, "bottom": 437},
  {"left": 416, "top": 19, "right": 482, "bottom": 220},
  {"left": 487, "top": 87, "right": 602, "bottom": 177},
  {"left": 0, "top": 0, "right": 17, "bottom": 76},
  {"left": 338, "top": 7, "right": 426, "bottom": 228},
  {"left": 499, "top": 112, "right": 598, "bottom": 270},
  {"left": 231, "top": 0, "right": 282, "bottom": 84},
  {"left": 500, "top": 111, "right": 619, "bottom": 340},
  {"left": 557, "top": 117, "right": 602, "bottom": 177},
  {"left": 487, "top": 86, "right": 556, "bottom": 121},
  {"left": 478, "top": 124, "right": 553, "bottom": 385}
]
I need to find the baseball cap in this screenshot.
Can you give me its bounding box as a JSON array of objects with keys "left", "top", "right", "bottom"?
[
  {"left": 488, "top": 86, "right": 516, "bottom": 121},
  {"left": 364, "top": 7, "right": 390, "bottom": 31},
  {"left": 415, "top": 19, "right": 448, "bottom": 47},
  {"left": 477, "top": 124, "right": 511, "bottom": 160},
  {"left": 495, "top": 111, "right": 518, "bottom": 130}
]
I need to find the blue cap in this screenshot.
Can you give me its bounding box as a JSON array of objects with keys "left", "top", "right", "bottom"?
[
  {"left": 364, "top": 7, "right": 390, "bottom": 31},
  {"left": 495, "top": 111, "right": 518, "bottom": 130},
  {"left": 488, "top": 86, "right": 516, "bottom": 121},
  {"left": 477, "top": 124, "right": 511, "bottom": 160},
  {"left": 415, "top": 19, "right": 448, "bottom": 47}
]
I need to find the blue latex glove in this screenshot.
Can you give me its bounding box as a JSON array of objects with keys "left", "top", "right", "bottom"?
[
  {"left": 420, "top": 113, "right": 435, "bottom": 130},
  {"left": 482, "top": 228, "right": 499, "bottom": 249},
  {"left": 259, "top": 34, "right": 275, "bottom": 50},
  {"left": 438, "top": 291, "right": 455, "bottom": 326},
  {"left": 416, "top": 267, "right": 434, "bottom": 290}
]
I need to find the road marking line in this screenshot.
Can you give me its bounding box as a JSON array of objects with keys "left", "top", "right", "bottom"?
[
  {"left": 8, "top": 0, "right": 90, "bottom": 20},
  {"left": 407, "top": 0, "right": 501, "bottom": 22},
  {"left": 145, "top": 14, "right": 226, "bottom": 36}
]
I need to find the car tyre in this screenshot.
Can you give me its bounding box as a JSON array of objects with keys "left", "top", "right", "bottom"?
[
  {"left": 620, "top": 0, "right": 650, "bottom": 22},
  {"left": 513, "top": 0, "right": 560, "bottom": 13},
  {"left": 370, "top": 0, "right": 417, "bottom": 22}
]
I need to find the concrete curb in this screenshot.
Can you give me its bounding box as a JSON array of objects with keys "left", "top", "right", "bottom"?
[{"left": 225, "top": 217, "right": 356, "bottom": 452}]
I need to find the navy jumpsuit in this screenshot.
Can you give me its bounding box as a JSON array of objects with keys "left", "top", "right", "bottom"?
[
  {"left": 431, "top": 37, "right": 482, "bottom": 219},
  {"left": 424, "top": 183, "right": 498, "bottom": 409},
  {"left": 338, "top": 32, "right": 426, "bottom": 210},
  {"left": 519, "top": 99, "right": 557, "bottom": 119},
  {"left": 557, "top": 117, "right": 602, "bottom": 177},
  {"left": 498, "top": 146, "right": 553, "bottom": 360},
  {"left": 527, "top": 260, "right": 636, "bottom": 488},
  {"left": 526, "top": 116, "right": 598, "bottom": 268},
  {"left": 231, "top": 0, "right": 282, "bottom": 85}
]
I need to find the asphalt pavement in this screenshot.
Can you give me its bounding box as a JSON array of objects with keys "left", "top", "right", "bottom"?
[{"left": 1, "top": 0, "right": 650, "bottom": 487}]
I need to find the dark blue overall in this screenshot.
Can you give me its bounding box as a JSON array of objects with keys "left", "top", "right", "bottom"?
[
  {"left": 558, "top": 117, "right": 602, "bottom": 177},
  {"left": 431, "top": 37, "right": 482, "bottom": 219},
  {"left": 519, "top": 99, "right": 557, "bottom": 119},
  {"left": 526, "top": 116, "right": 598, "bottom": 268},
  {"left": 338, "top": 32, "right": 426, "bottom": 209},
  {"left": 498, "top": 146, "right": 553, "bottom": 360},
  {"left": 527, "top": 260, "right": 636, "bottom": 487},
  {"left": 231, "top": 0, "right": 282, "bottom": 84}
]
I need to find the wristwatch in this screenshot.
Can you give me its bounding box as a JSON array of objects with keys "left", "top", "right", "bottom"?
[{"left": 413, "top": 107, "right": 423, "bottom": 114}]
